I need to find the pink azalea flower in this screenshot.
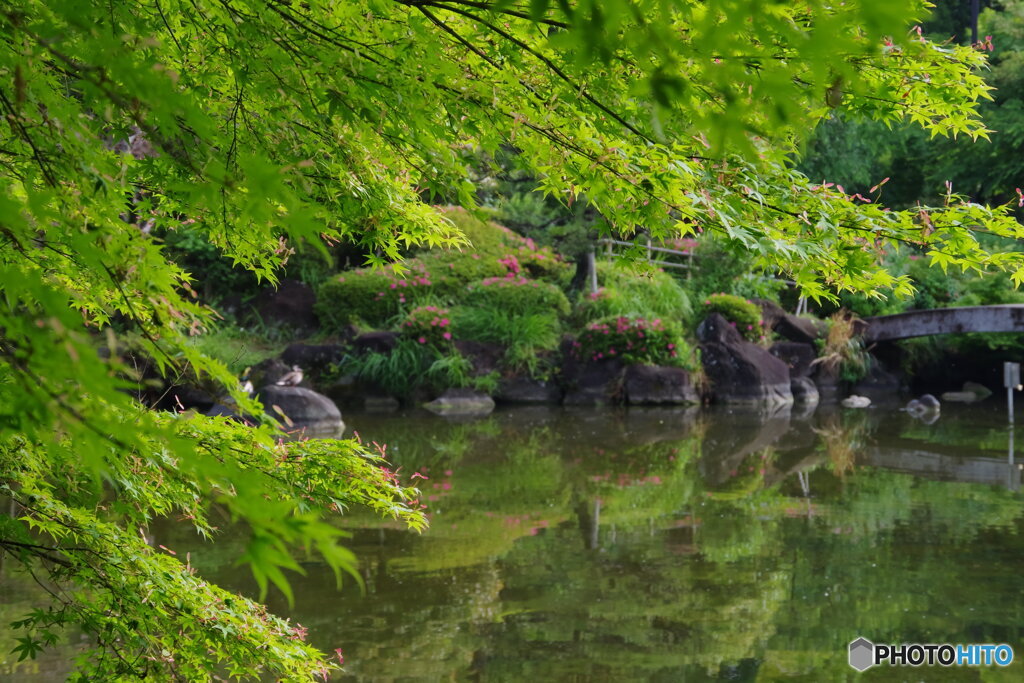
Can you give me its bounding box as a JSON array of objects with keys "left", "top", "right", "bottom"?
[
  {"left": 443, "top": 331, "right": 452, "bottom": 340},
  {"left": 418, "top": 336, "right": 427, "bottom": 344}
]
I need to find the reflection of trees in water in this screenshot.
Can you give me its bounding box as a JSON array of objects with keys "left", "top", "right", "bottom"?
[{"left": 109, "top": 409, "right": 1024, "bottom": 680}]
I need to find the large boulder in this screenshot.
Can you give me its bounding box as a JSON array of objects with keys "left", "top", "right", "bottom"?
[
  {"left": 257, "top": 385, "right": 343, "bottom": 434},
  {"left": 697, "top": 313, "right": 793, "bottom": 407},
  {"left": 495, "top": 377, "right": 563, "bottom": 404},
  {"left": 423, "top": 388, "right": 495, "bottom": 416},
  {"left": 753, "top": 298, "right": 787, "bottom": 330},
  {"left": 790, "top": 376, "right": 819, "bottom": 406},
  {"left": 774, "top": 313, "right": 827, "bottom": 345},
  {"left": 351, "top": 331, "right": 399, "bottom": 354},
  {"left": 252, "top": 278, "right": 317, "bottom": 334},
  {"left": 770, "top": 341, "right": 817, "bottom": 378},
  {"left": 454, "top": 340, "right": 505, "bottom": 376},
  {"left": 624, "top": 365, "right": 700, "bottom": 405},
  {"left": 562, "top": 359, "right": 624, "bottom": 406}
]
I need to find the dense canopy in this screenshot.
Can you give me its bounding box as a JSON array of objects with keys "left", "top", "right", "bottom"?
[{"left": 1, "top": 0, "right": 1022, "bottom": 679}]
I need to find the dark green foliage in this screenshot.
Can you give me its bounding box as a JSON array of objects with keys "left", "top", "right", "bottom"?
[
  {"left": 701, "top": 294, "right": 764, "bottom": 341},
  {"left": 572, "top": 316, "right": 695, "bottom": 369}
]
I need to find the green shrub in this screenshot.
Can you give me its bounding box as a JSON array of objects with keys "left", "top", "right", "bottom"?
[
  {"left": 316, "top": 261, "right": 438, "bottom": 329},
  {"left": 572, "top": 316, "right": 695, "bottom": 369},
  {"left": 452, "top": 306, "right": 561, "bottom": 377},
  {"left": 701, "top": 293, "right": 763, "bottom": 341},
  {"left": 576, "top": 261, "right": 692, "bottom": 324},
  {"left": 463, "top": 275, "right": 571, "bottom": 316}
]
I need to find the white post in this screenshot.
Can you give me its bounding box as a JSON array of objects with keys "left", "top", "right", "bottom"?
[
  {"left": 1004, "top": 362, "right": 1020, "bottom": 424},
  {"left": 587, "top": 249, "right": 598, "bottom": 295}
]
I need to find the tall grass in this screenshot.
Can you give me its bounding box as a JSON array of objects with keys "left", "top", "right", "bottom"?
[
  {"left": 812, "top": 312, "right": 870, "bottom": 382},
  {"left": 576, "top": 261, "right": 693, "bottom": 325},
  {"left": 337, "top": 339, "right": 478, "bottom": 398},
  {"left": 452, "top": 307, "right": 561, "bottom": 377}
]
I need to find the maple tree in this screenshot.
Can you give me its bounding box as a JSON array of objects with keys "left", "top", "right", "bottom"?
[{"left": 0, "top": 0, "right": 1021, "bottom": 678}]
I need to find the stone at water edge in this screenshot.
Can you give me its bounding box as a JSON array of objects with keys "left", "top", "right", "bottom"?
[
  {"left": 962, "top": 381, "right": 993, "bottom": 400},
  {"left": 697, "top": 313, "right": 793, "bottom": 407},
  {"left": 790, "top": 377, "right": 819, "bottom": 406},
  {"left": 256, "top": 384, "right": 344, "bottom": 430},
  {"left": 906, "top": 394, "right": 940, "bottom": 412},
  {"left": 423, "top": 388, "right": 495, "bottom": 416},
  {"left": 495, "top": 377, "right": 563, "bottom": 404},
  {"left": 624, "top": 365, "right": 700, "bottom": 405},
  {"left": 841, "top": 395, "right": 871, "bottom": 409},
  {"left": 770, "top": 341, "right": 817, "bottom": 378},
  {"left": 940, "top": 391, "right": 978, "bottom": 403}
]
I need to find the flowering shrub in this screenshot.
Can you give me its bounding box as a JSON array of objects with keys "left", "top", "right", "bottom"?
[
  {"left": 400, "top": 305, "right": 454, "bottom": 347},
  {"left": 464, "top": 274, "right": 571, "bottom": 316},
  {"left": 573, "top": 316, "right": 694, "bottom": 369},
  {"left": 316, "top": 209, "right": 571, "bottom": 331},
  {"left": 701, "top": 293, "right": 764, "bottom": 341},
  {"left": 316, "top": 261, "right": 437, "bottom": 329}
]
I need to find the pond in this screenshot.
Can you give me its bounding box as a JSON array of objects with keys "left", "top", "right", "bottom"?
[{"left": 2, "top": 404, "right": 1023, "bottom": 680}]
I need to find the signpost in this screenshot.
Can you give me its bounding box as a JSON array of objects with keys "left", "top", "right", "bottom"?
[{"left": 1005, "top": 362, "right": 1021, "bottom": 424}]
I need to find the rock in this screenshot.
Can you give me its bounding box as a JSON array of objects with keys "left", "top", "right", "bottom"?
[
  {"left": 790, "top": 377, "right": 819, "bottom": 406},
  {"left": 256, "top": 385, "right": 343, "bottom": 431},
  {"left": 770, "top": 341, "right": 817, "bottom": 378},
  {"left": 812, "top": 367, "right": 841, "bottom": 403},
  {"left": 161, "top": 383, "right": 217, "bottom": 412},
  {"left": 697, "top": 314, "right": 793, "bottom": 407},
  {"left": 906, "top": 393, "right": 940, "bottom": 412},
  {"left": 495, "top": 377, "right": 563, "bottom": 404},
  {"left": 753, "top": 298, "right": 786, "bottom": 330},
  {"left": 352, "top": 331, "right": 399, "bottom": 354},
  {"left": 841, "top": 395, "right": 871, "bottom": 409},
  {"left": 454, "top": 340, "right": 505, "bottom": 375},
  {"left": 281, "top": 343, "right": 346, "bottom": 371},
  {"left": 851, "top": 361, "right": 903, "bottom": 403},
  {"left": 562, "top": 359, "right": 625, "bottom": 406},
  {"left": 364, "top": 395, "right": 401, "bottom": 412},
  {"left": 623, "top": 365, "right": 699, "bottom": 405},
  {"left": 940, "top": 391, "right": 977, "bottom": 403},
  {"left": 423, "top": 388, "right": 495, "bottom": 416},
  {"left": 252, "top": 278, "right": 317, "bottom": 333},
  {"left": 963, "top": 381, "right": 993, "bottom": 400},
  {"left": 774, "top": 313, "right": 827, "bottom": 345}
]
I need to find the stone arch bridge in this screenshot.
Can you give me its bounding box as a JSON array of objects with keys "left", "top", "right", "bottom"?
[{"left": 862, "top": 305, "right": 1024, "bottom": 343}]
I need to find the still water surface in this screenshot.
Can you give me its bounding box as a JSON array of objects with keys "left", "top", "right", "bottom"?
[{"left": 3, "top": 404, "right": 1023, "bottom": 680}]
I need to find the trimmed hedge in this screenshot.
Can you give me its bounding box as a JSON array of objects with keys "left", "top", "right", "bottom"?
[
  {"left": 463, "top": 275, "right": 571, "bottom": 316},
  {"left": 701, "top": 293, "right": 763, "bottom": 341}
]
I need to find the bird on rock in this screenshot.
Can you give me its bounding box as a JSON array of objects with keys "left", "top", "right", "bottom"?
[
  {"left": 239, "top": 368, "right": 254, "bottom": 395},
  {"left": 276, "top": 365, "right": 304, "bottom": 387}
]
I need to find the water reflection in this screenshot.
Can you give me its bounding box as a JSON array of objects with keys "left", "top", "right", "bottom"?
[{"left": 3, "top": 405, "right": 1023, "bottom": 680}]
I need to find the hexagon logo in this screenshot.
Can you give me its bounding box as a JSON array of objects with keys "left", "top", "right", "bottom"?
[{"left": 849, "top": 637, "right": 875, "bottom": 671}]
